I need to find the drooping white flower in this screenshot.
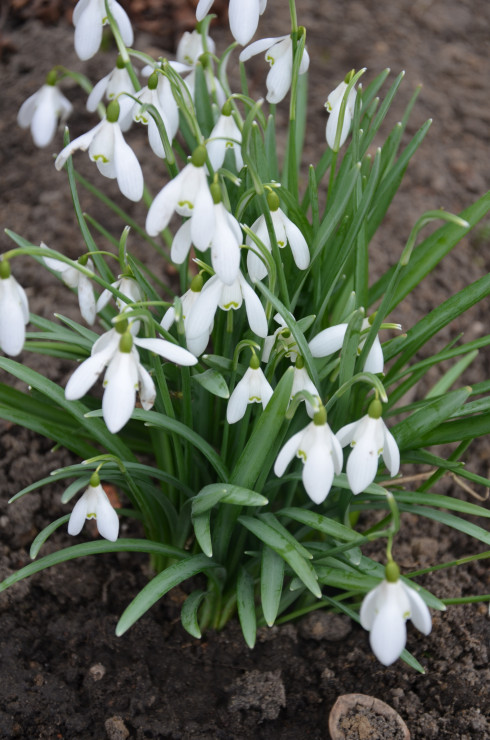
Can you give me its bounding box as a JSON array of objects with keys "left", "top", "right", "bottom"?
[
  {"left": 336, "top": 399, "right": 400, "bottom": 494},
  {"left": 274, "top": 408, "right": 343, "bottom": 504},
  {"left": 0, "top": 261, "right": 29, "bottom": 357},
  {"left": 73, "top": 0, "right": 133, "bottom": 61},
  {"left": 227, "top": 356, "right": 273, "bottom": 423},
  {"left": 161, "top": 275, "right": 212, "bottom": 357},
  {"left": 196, "top": 0, "right": 268, "bottom": 46},
  {"left": 325, "top": 73, "right": 358, "bottom": 151},
  {"left": 86, "top": 57, "right": 137, "bottom": 131},
  {"left": 175, "top": 30, "right": 226, "bottom": 108},
  {"left": 186, "top": 271, "right": 268, "bottom": 353},
  {"left": 206, "top": 104, "right": 243, "bottom": 172},
  {"left": 96, "top": 274, "right": 143, "bottom": 313},
  {"left": 65, "top": 323, "right": 197, "bottom": 433},
  {"left": 239, "top": 35, "right": 310, "bottom": 104},
  {"left": 17, "top": 72, "right": 73, "bottom": 148},
  {"left": 132, "top": 71, "right": 180, "bottom": 159},
  {"left": 246, "top": 190, "right": 310, "bottom": 282},
  {"left": 42, "top": 245, "right": 96, "bottom": 325},
  {"left": 68, "top": 475, "right": 120, "bottom": 541},
  {"left": 146, "top": 146, "right": 214, "bottom": 250},
  {"left": 262, "top": 313, "right": 298, "bottom": 363},
  {"left": 360, "top": 563, "right": 432, "bottom": 666},
  {"left": 177, "top": 29, "right": 216, "bottom": 66},
  {"left": 290, "top": 357, "right": 319, "bottom": 418},
  {"left": 308, "top": 317, "right": 385, "bottom": 374},
  {"left": 54, "top": 101, "right": 144, "bottom": 202}
]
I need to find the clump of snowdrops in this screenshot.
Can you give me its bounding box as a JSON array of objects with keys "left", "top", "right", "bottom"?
[{"left": 1, "top": 0, "right": 490, "bottom": 669}]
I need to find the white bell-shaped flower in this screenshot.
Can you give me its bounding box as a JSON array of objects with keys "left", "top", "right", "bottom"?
[
  {"left": 0, "top": 261, "right": 29, "bottom": 357},
  {"left": 17, "top": 72, "right": 73, "bottom": 148},
  {"left": 55, "top": 101, "right": 144, "bottom": 202},
  {"left": 325, "top": 73, "right": 358, "bottom": 151},
  {"left": 336, "top": 399, "right": 400, "bottom": 494},
  {"left": 175, "top": 30, "right": 226, "bottom": 108},
  {"left": 86, "top": 57, "right": 137, "bottom": 131},
  {"left": 176, "top": 29, "right": 216, "bottom": 66},
  {"left": 65, "top": 322, "right": 197, "bottom": 433},
  {"left": 227, "top": 355, "right": 273, "bottom": 423},
  {"left": 274, "top": 407, "right": 343, "bottom": 504},
  {"left": 73, "top": 0, "right": 133, "bottom": 61},
  {"left": 206, "top": 103, "right": 243, "bottom": 172},
  {"left": 246, "top": 190, "right": 310, "bottom": 282},
  {"left": 262, "top": 313, "right": 298, "bottom": 363},
  {"left": 240, "top": 35, "right": 309, "bottom": 104},
  {"left": 96, "top": 274, "right": 143, "bottom": 313},
  {"left": 308, "top": 317, "right": 385, "bottom": 375},
  {"left": 161, "top": 275, "right": 212, "bottom": 357},
  {"left": 42, "top": 245, "right": 96, "bottom": 325},
  {"left": 360, "top": 562, "right": 432, "bottom": 666},
  {"left": 132, "top": 72, "right": 179, "bottom": 159},
  {"left": 68, "top": 474, "right": 120, "bottom": 541},
  {"left": 196, "top": 0, "right": 267, "bottom": 46},
  {"left": 186, "top": 271, "right": 268, "bottom": 353},
  {"left": 146, "top": 146, "right": 214, "bottom": 250},
  {"left": 290, "top": 356, "right": 319, "bottom": 418}
]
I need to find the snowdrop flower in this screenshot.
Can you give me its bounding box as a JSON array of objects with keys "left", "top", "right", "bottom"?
[
  {"left": 206, "top": 102, "right": 243, "bottom": 172},
  {"left": 68, "top": 473, "right": 119, "bottom": 541},
  {"left": 177, "top": 29, "right": 216, "bottom": 66},
  {"left": 247, "top": 190, "right": 310, "bottom": 281},
  {"left": 146, "top": 146, "right": 214, "bottom": 250},
  {"left": 161, "top": 275, "right": 212, "bottom": 356},
  {"left": 227, "top": 355, "right": 273, "bottom": 423},
  {"left": 186, "top": 271, "right": 268, "bottom": 353},
  {"left": 274, "top": 406, "right": 343, "bottom": 504},
  {"left": 17, "top": 71, "right": 72, "bottom": 148},
  {"left": 132, "top": 72, "right": 179, "bottom": 159},
  {"left": 42, "top": 247, "right": 97, "bottom": 325},
  {"left": 336, "top": 399, "right": 400, "bottom": 494},
  {"left": 360, "top": 561, "right": 432, "bottom": 666},
  {"left": 55, "top": 101, "right": 144, "bottom": 202},
  {"left": 73, "top": 0, "right": 133, "bottom": 61},
  {"left": 325, "top": 72, "right": 358, "bottom": 151},
  {"left": 309, "top": 317, "right": 384, "bottom": 374},
  {"left": 262, "top": 313, "right": 298, "bottom": 363},
  {"left": 196, "top": 0, "right": 267, "bottom": 46},
  {"left": 291, "top": 356, "right": 319, "bottom": 418},
  {"left": 175, "top": 30, "right": 226, "bottom": 108},
  {"left": 96, "top": 273, "right": 143, "bottom": 313},
  {"left": 240, "top": 35, "right": 310, "bottom": 104},
  {"left": 0, "top": 260, "right": 29, "bottom": 357},
  {"left": 86, "top": 56, "right": 137, "bottom": 131},
  {"left": 65, "top": 321, "right": 197, "bottom": 432}
]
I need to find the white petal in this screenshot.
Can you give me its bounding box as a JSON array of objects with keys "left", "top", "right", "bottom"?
[
  {"left": 17, "top": 90, "right": 39, "bottom": 129},
  {"left": 137, "top": 362, "right": 156, "bottom": 410},
  {"left": 54, "top": 123, "right": 102, "bottom": 170},
  {"left": 102, "top": 352, "right": 139, "bottom": 433},
  {"left": 190, "top": 178, "right": 215, "bottom": 251},
  {"left": 239, "top": 274, "right": 268, "bottom": 338},
  {"left": 369, "top": 601, "right": 407, "bottom": 666},
  {"left": 266, "top": 48, "right": 293, "bottom": 104},
  {"left": 185, "top": 330, "right": 211, "bottom": 357},
  {"left": 227, "top": 375, "right": 252, "bottom": 424},
  {"left": 30, "top": 89, "right": 58, "bottom": 147},
  {"left": 95, "top": 286, "right": 114, "bottom": 313},
  {"left": 359, "top": 583, "right": 382, "bottom": 630},
  {"left": 211, "top": 203, "right": 241, "bottom": 285},
  {"left": 239, "top": 36, "right": 285, "bottom": 63},
  {"left": 363, "top": 335, "right": 384, "bottom": 374},
  {"left": 74, "top": 0, "right": 103, "bottom": 60},
  {"left": 229, "top": 0, "right": 260, "bottom": 45},
  {"left": 0, "top": 278, "right": 28, "bottom": 356},
  {"left": 309, "top": 324, "right": 347, "bottom": 358},
  {"left": 335, "top": 420, "right": 359, "bottom": 447},
  {"left": 77, "top": 275, "right": 96, "bottom": 325},
  {"left": 274, "top": 429, "right": 304, "bottom": 477},
  {"left": 65, "top": 353, "right": 107, "bottom": 399},
  {"left": 196, "top": 0, "right": 214, "bottom": 21},
  {"left": 146, "top": 173, "right": 183, "bottom": 236},
  {"left": 113, "top": 125, "right": 144, "bottom": 201},
  {"left": 346, "top": 417, "right": 382, "bottom": 494},
  {"left": 134, "top": 336, "right": 197, "bottom": 366},
  {"left": 330, "top": 431, "right": 344, "bottom": 475},
  {"left": 282, "top": 215, "right": 310, "bottom": 269},
  {"left": 404, "top": 584, "right": 432, "bottom": 635},
  {"left": 110, "top": 1, "right": 134, "bottom": 47},
  {"left": 186, "top": 276, "right": 222, "bottom": 340},
  {"left": 94, "top": 494, "right": 120, "bottom": 541},
  {"left": 160, "top": 305, "right": 176, "bottom": 331},
  {"left": 302, "top": 435, "right": 335, "bottom": 504},
  {"left": 86, "top": 73, "right": 110, "bottom": 111},
  {"left": 382, "top": 424, "right": 400, "bottom": 477},
  {"left": 67, "top": 494, "right": 89, "bottom": 535},
  {"left": 299, "top": 47, "right": 310, "bottom": 75}
]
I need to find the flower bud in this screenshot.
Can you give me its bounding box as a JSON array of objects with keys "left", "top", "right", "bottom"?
[
  {"left": 368, "top": 398, "right": 383, "bottom": 419},
  {"left": 266, "top": 190, "right": 280, "bottom": 212},
  {"left": 385, "top": 560, "right": 400, "bottom": 583},
  {"left": 191, "top": 145, "right": 207, "bottom": 168},
  {"left": 118, "top": 331, "right": 134, "bottom": 353},
  {"left": 106, "top": 100, "right": 120, "bottom": 123},
  {"left": 0, "top": 260, "right": 11, "bottom": 280}
]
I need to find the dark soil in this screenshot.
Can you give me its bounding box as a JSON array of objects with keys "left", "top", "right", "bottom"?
[{"left": 1, "top": 1, "right": 489, "bottom": 738}]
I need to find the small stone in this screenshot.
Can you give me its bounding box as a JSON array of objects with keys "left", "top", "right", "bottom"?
[
  {"left": 89, "top": 663, "right": 106, "bottom": 681},
  {"left": 104, "top": 716, "right": 129, "bottom": 740}
]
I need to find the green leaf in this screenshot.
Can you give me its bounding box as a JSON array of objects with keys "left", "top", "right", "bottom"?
[
  {"left": 29, "top": 516, "right": 70, "bottom": 559},
  {"left": 279, "top": 507, "right": 361, "bottom": 542},
  {"left": 260, "top": 546, "right": 285, "bottom": 627},
  {"left": 116, "top": 554, "right": 219, "bottom": 636},
  {"left": 237, "top": 566, "right": 257, "bottom": 648},
  {"left": 192, "top": 511, "right": 213, "bottom": 557},
  {"left": 392, "top": 386, "right": 471, "bottom": 449},
  {"left": 192, "top": 484, "right": 268, "bottom": 516},
  {"left": 181, "top": 590, "right": 207, "bottom": 639},
  {"left": 191, "top": 368, "right": 229, "bottom": 399}
]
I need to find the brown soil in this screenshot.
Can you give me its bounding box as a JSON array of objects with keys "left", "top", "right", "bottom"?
[{"left": 1, "top": 1, "right": 489, "bottom": 738}]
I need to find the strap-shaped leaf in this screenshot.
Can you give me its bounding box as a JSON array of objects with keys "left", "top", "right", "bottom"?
[
  {"left": 192, "top": 369, "right": 229, "bottom": 399},
  {"left": 192, "top": 484, "right": 268, "bottom": 516},
  {"left": 181, "top": 590, "right": 207, "bottom": 639},
  {"left": 393, "top": 386, "right": 471, "bottom": 449},
  {"left": 237, "top": 566, "right": 257, "bottom": 649},
  {"left": 261, "top": 546, "right": 285, "bottom": 627}
]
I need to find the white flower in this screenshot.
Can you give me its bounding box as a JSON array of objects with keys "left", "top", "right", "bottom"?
[
  {"left": 262, "top": 313, "right": 298, "bottom": 363},
  {"left": 146, "top": 146, "right": 214, "bottom": 250},
  {"left": 197, "top": 0, "right": 267, "bottom": 45},
  {"left": 246, "top": 192, "right": 310, "bottom": 282},
  {"left": 308, "top": 317, "right": 384, "bottom": 374},
  {"left": 161, "top": 275, "right": 212, "bottom": 357},
  {"left": 325, "top": 77, "right": 358, "bottom": 151},
  {"left": 176, "top": 29, "right": 216, "bottom": 66},
  {"left": 18, "top": 77, "right": 73, "bottom": 148},
  {"left": 206, "top": 108, "right": 243, "bottom": 172},
  {"left": 65, "top": 325, "right": 197, "bottom": 432},
  {"left": 274, "top": 410, "right": 343, "bottom": 504},
  {"left": 86, "top": 60, "right": 137, "bottom": 131},
  {"left": 239, "top": 35, "right": 310, "bottom": 104},
  {"left": 68, "top": 478, "right": 120, "bottom": 541},
  {"left": 73, "top": 0, "right": 133, "bottom": 61},
  {"left": 132, "top": 73, "right": 179, "bottom": 159},
  {"left": 360, "top": 567, "right": 432, "bottom": 666},
  {"left": 186, "top": 271, "right": 268, "bottom": 353},
  {"left": 336, "top": 400, "right": 400, "bottom": 494},
  {"left": 290, "top": 359, "right": 319, "bottom": 418},
  {"left": 0, "top": 263, "right": 29, "bottom": 357},
  {"left": 175, "top": 30, "right": 226, "bottom": 108},
  {"left": 54, "top": 102, "right": 144, "bottom": 202},
  {"left": 227, "top": 359, "right": 273, "bottom": 423},
  {"left": 42, "top": 246, "right": 96, "bottom": 325},
  {"left": 96, "top": 274, "right": 143, "bottom": 314}
]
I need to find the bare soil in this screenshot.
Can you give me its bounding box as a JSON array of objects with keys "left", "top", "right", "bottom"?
[{"left": 0, "top": 1, "right": 489, "bottom": 738}]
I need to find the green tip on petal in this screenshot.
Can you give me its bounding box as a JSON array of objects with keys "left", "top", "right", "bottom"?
[
  {"left": 250, "top": 354, "right": 260, "bottom": 370},
  {"left": 191, "top": 145, "right": 207, "bottom": 168},
  {"left": 210, "top": 182, "right": 222, "bottom": 204},
  {"left": 190, "top": 274, "right": 204, "bottom": 292},
  {"left": 90, "top": 471, "right": 101, "bottom": 487},
  {"left": 368, "top": 398, "right": 383, "bottom": 419},
  {"left": 266, "top": 190, "right": 280, "bottom": 212},
  {"left": 106, "top": 100, "right": 120, "bottom": 123},
  {"left": 0, "top": 260, "right": 11, "bottom": 280},
  {"left": 385, "top": 560, "right": 400, "bottom": 583},
  {"left": 46, "top": 69, "right": 58, "bottom": 86},
  {"left": 119, "top": 331, "right": 134, "bottom": 353},
  {"left": 148, "top": 71, "right": 159, "bottom": 90}
]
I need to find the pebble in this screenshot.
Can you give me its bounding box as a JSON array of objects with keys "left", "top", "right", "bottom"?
[{"left": 104, "top": 716, "right": 130, "bottom": 740}]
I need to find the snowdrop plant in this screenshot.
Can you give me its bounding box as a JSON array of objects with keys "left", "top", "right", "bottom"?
[{"left": 1, "top": 0, "right": 490, "bottom": 673}]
